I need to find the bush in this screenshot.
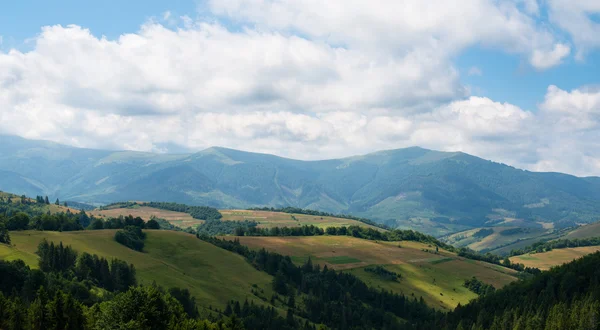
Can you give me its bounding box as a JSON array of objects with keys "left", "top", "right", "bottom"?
[{"left": 114, "top": 226, "right": 146, "bottom": 251}]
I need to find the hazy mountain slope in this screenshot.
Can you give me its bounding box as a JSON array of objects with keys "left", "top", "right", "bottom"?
[{"left": 1, "top": 135, "right": 599, "bottom": 235}]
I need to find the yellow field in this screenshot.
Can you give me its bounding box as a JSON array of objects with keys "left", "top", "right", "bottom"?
[
  {"left": 223, "top": 235, "right": 517, "bottom": 310},
  {"left": 220, "top": 210, "right": 382, "bottom": 230},
  {"left": 510, "top": 246, "right": 600, "bottom": 270},
  {"left": 89, "top": 206, "right": 203, "bottom": 228}
]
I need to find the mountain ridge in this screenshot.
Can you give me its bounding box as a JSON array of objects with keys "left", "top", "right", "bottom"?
[{"left": 1, "top": 134, "right": 599, "bottom": 235}]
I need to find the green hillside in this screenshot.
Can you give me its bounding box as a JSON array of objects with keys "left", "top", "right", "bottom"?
[
  {"left": 2, "top": 135, "right": 600, "bottom": 235},
  {"left": 0, "top": 230, "right": 273, "bottom": 309},
  {"left": 221, "top": 235, "right": 517, "bottom": 310}
]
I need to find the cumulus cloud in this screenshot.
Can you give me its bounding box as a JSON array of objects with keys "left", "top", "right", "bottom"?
[
  {"left": 530, "top": 43, "right": 571, "bottom": 70},
  {"left": 0, "top": 2, "right": 598, "bottom": 176},
  {"left": 208, "top": 0, "right": 568, "bottom": 69},
  {"left": 547, "top": 0, "right": 600, "bottom": 59}
]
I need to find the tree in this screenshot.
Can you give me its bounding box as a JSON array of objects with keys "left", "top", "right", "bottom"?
[
  {"left": 7, "top": 212, "right": 30, "bottom": 230},
  {"left": 44, "top": 196, "right": 50, "bottom": 205},
  {"left": 146, "top": 219, "right": 160, "bottom": 230},
  {"left": 272, "top": 270, "right": 288, "bottom": 295},
  {"left": 55, "top": 199, "right": 60, "bottom": 206},
  {"left": 0, "top": 221, "right": 10, "bottom": 245}
]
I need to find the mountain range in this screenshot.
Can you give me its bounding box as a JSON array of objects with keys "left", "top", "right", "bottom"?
[{"left": 1, "top": 134, "right": 599, "bottom": 235}]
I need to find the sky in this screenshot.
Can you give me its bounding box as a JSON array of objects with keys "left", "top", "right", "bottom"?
[{"left": 0, "top": 0, "right": 599, "bottom": 176}]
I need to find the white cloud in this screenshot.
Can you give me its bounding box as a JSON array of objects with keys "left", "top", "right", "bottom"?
[
  {"left": 0, "top": 2, "right": 598, "bottom": 176},
  {"left": 530, "top": 43, "right": 571, "bottom": 69},
  {"left": 547, "top": 0, "right": 600, "bottom": 59},
  {"left": 208, "top": 0, "right": 568, "bottom": 69}
]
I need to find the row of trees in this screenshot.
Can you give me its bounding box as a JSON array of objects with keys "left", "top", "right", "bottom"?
[
  {"left": 463, "top": 277, "right": 495, "bottom": 297},
  {"left": 232, "top": 224, "right": 456, "bottom": 250},
  {"left": 457, "top": 248, "right": 541, "bottom": 275},
  {"left": 509, "top": 237, "right": 600, "bottom": 256},
  {"left": 146, "top": 202, "right": 222, "bottom": 220},
  {"left": 249, "top": 206, "right": 387, "bottom": 229}
]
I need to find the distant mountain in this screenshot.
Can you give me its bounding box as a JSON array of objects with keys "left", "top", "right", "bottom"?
[{"left": 1, "top": 134, "right": 599, "bottom": 235}]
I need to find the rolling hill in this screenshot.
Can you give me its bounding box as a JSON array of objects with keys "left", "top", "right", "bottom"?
[
  {"left": 90, "top": 205, "right": 382, "bottom": 230},
  {"left": 0, "top": 230, "right": 274, "bottom": 310},
  {"left": 510, "top": 246, "right": 600, "bottom": 270},
  {"left": 2, "top": 134, "right": 600, "bottom": 235},
  {"left": 220, "top": 235, "right": 517, "bottom": 310}
]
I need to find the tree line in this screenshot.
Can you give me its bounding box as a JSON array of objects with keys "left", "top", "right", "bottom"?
[
  {"left": 232, "top": 224, "right": 456, "bottom": 250},
  {"left": 457, "top": 248, "right": 541, "bottom": 275},
  {"left": 509, "top": 237, "right": 600, "bottom": 256},
  {"left": 249, "top": 206, "right": 387, "bottom": 230},
  {"left": 463, "top": 277, "right": 495, "bottom": 297},
  {"left": 146, "top": 202, "right": 222, "bottom": 220}
]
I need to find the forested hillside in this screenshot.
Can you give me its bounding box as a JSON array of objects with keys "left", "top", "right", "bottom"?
[{"left": 2, "top": 135, "right": 600, "bottom": 235}]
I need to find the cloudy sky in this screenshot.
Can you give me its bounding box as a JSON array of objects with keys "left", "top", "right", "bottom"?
[{"left": 1, "top": 0, "right": 599, "bottom": 176}]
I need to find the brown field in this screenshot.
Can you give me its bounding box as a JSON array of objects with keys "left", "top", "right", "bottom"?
[
  {"left": 222, "top": 235, "right": 517, "bottom": 310},
  {"left": 89, "top": 206, "right": 203, "bottom": 228},
  {"left": 510, "top": 246, "right": 600, "bottom": 270},
  {"left": 220, "top": 210, "right": 382, "bottom": 230}
]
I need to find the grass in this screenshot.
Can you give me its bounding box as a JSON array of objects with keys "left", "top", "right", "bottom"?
[
  {"left": 566, "top": 222, "right": 600, "bottom": 239},
  {"left": 88, "top": 207, "right": 383, "bottom": 231},
  {"left": 89, "top": 206, "right": 203, "bottom": 228},
  {"left": 322, "top": 256, "right": 361, "bottom": 264},
  {"left": 444, "top": 226, "right": 550, "bottom": 252},
  {"left": 0, "top": 230, "right": 273, "bottom": 310},
  {"left": 510, "top": 246, "right": 600, "bottom": 270},
  {"left": 219, "top": 210, "right": 383, "bottom": 230},
  {"left": 221, "top": 235, "right": 517, "bottom": 310}
]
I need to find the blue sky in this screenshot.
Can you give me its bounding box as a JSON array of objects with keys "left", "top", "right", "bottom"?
[{"left": 0, "top": 0, "right": 599, "bottom": 176}]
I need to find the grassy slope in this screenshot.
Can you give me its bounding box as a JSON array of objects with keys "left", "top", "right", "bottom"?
[
  {"left": 510, "top": 246, "right": 600, "bottom": 270},
  {"left": 222, "top": 236, "right": 517, "bottom": 311},
  {"left": 88, "top": 207, "right": 381, "bottom": 230},
  {"left": 443, "top": 226, "right": 552, "bottom": 253},
  {"left": 89, "top": 206, "right": 202, "bottom": 228},
  {"left": 0, "top": 230, "right": 273, "bottom": 309},
  {"left": 565, "top": 222, "right": 600, "bottom": 239},
  {"left": 220, "top": 210, "right": 382, "bottom": 230}
]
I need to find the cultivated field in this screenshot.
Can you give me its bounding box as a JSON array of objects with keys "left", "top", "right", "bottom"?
[
  {"left": 510, "top": 246, "right": 600, "bottom": 270},
  {"left": 0, "top": 230, "right": 273, "bottom": 309},
  {"left": 220, "top": 210, "right": 382, "bottom": 230},
  {"left": 565, "top": 222, "right": 600, "bottom": 239},
  {"left": 443, "top": 226, "right": 550, "bottom": 252},
  {"left": 89, "top": 206, "right": 203, "bottom": 228},
  {"left": 223, "top": 235, "right": 517, "bottom": 310}
]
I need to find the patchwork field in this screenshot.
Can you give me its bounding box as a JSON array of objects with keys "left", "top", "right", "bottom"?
[
  {"left": 443, "top": 226, "right": 550, "bottom": 253},
  {"left": 222, "top": 235, "right": 517, "bottom": 310},
  {"left": 89, "top": 206, "right": 203, "bottom": 228},
  {"left": 0, "top": 230, "right": 273, "bottom": 310},
  {"left": 510, "top": 246, "right": 600, "bottom": 270},
  {"left": 220, "top": 210, "right": 382, "bottom": 230}
]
